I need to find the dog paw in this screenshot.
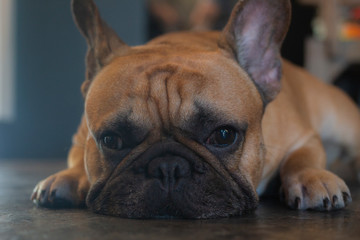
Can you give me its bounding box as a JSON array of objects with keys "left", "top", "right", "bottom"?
[
  {"left": 281, "top": 169, "right": 352, "bottom": 211},
  {"left": 31, "top": 169, "right": 89, "bottom": 208}
]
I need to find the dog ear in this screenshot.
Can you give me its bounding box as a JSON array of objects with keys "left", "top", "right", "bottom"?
[
  {"left": 219, "top": 0, "right": 291, "bottom": 104},
  {"left": 72, "top": 0, "right": 129, "bottom": 95}
]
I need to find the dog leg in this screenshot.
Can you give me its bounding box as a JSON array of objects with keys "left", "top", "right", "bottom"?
[
  {"left": 334, "top": 102, "right": 360, "bottom": 183},
  {"left": 31, "top": 116, "right": 90, "bottom": 208},
  {"left": 323, "top": 86, "right": 360, "bottom": 183},
  {"left": 280, "top": 133, "right": 351, "bottom": 211}
]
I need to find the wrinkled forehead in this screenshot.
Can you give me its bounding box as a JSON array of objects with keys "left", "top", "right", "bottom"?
[{"left": 85, "top": 51, "right": 263, "bottom": 133}]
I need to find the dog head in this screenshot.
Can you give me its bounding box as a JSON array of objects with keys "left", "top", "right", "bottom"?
[{"left": 72, "top": 0, "right": 290, "bottom": 218}]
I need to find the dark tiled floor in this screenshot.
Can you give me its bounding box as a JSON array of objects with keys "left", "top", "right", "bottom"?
[{"left": 1, "top": 160, "right": 360, "bottom": 240}]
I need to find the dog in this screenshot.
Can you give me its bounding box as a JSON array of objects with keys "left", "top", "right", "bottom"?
[{"left": 31, "top": 0, "right": 360, "bottom": 218}]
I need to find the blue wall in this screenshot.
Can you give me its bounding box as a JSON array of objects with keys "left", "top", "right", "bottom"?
[{"left": 0, "top": 0, "right": 146, "bottom": 159}]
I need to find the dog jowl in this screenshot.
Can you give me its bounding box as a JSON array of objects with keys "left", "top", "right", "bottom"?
[{"left": 31, "top": 0, "right": 360, "bottom": 218}]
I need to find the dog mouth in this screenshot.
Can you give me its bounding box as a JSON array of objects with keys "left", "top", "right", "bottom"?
[{"left": 86, "top": 141, "right": 258, "bottom": 219}]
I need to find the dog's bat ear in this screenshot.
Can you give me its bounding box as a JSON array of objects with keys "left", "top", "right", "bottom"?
[
  {"left": 219, "top": 0, "right": 291, "bottom": 104},
  {"left": 71, "top": 0, "right": 129, "bottom": 96}
]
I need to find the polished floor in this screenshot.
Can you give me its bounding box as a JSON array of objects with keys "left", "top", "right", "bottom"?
[{"left": 1, "top": 160, "right": 359, "bottom": 240}]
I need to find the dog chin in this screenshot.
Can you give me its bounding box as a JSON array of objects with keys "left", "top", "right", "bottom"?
[
  {"left": 86, "top": 174, "right": 257, "bottom": 219},
  {"left": 85, "top": 143, "right": 258, "bottom": 219}
]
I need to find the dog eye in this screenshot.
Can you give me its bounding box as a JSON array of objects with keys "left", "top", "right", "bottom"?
[
  {"left": 102, "top": 134, "right": 123, "bottom": 150},
  {"left": 206, "top": 127, "right": 238, "bottom": 148}
]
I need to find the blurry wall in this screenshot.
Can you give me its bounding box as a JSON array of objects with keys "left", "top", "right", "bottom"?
[{"left": 0, "top": 0, "right": 146, "bottom": 159}]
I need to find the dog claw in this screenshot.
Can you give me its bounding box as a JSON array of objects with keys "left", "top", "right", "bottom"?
[
  {"left": 323, "top": 197, "right": 331, "bottom": 210},
  {"left": 50, "top": 189, "right": 57, "bottom": 198},
  {"left": 343, "top": 192, "right": 352, "bottom": 206},
  {"left": 332, "top": 195, "right": 339, "bottom": 208},
  {"left": 294, "top": 197, "right": 301, "bottom": 209},
  {"left": 30, "top": 188, "right": 37, "bottom": 201},
  {"left": 40, "top": 189, "right": 47, "bottom": 203}
]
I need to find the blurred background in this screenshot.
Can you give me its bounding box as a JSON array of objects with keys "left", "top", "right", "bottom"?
[{"left": 0, "top": 0, "right": 359, "bottom": 160}]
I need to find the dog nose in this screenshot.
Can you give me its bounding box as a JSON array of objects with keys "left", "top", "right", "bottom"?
[{"left": 147, "top": 156, "right": 191, "bottom": 190}]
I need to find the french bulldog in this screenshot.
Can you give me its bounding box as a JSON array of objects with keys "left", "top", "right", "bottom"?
[{"left": 31, "top": 0, "right": 360, "bottom": 218}]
